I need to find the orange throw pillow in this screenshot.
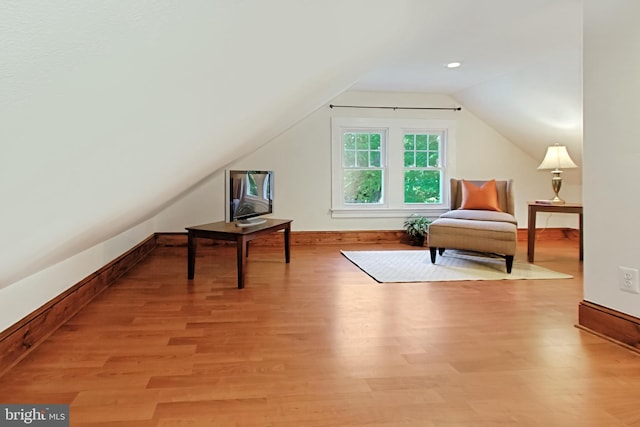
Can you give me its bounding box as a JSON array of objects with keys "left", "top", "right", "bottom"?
[{"left": 460, "top": 180, "right": 502, "bottom": 211}]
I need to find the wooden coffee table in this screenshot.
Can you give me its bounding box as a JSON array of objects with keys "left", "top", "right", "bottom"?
[{"left": 186, "top": 218, "right": 292, "bottom": 289}]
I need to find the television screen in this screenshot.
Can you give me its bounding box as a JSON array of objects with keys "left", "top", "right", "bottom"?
[{"left": 225, "top": 170, "right": 274, "bottom": 223}]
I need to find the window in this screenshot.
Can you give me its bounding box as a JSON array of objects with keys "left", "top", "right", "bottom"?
[
  {"left": 403, "top": 132, "right": 443, "bottom": 204},
  {"left": 342, "top": 130, "right": 385, "bottom": 204},
  {"left": 331, "top": 118, "right": 455, "bottom": 218}
]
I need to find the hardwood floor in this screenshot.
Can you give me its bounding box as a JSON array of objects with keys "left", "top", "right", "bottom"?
[{"left": 1, "top": 239, "right": 639, "bottom": 426}]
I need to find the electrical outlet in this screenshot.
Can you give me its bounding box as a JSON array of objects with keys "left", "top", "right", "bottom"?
[{"left": 619, "top": 266, "right": 640, "bottom": 294}]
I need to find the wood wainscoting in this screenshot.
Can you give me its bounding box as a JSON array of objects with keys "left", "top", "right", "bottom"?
[
  {"left": 157, "top": 227, "right": 579, "bottom": 247},
  {"left": 157, "top": 229, "right": 410, "bottom": 247},
  {"left": 577, "top": 301, "right": 640, "bottom": 353}
]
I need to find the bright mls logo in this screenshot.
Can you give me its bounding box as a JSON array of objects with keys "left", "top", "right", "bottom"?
[{"left": 0, "top": 405, "right": 69, "bottom": 426}]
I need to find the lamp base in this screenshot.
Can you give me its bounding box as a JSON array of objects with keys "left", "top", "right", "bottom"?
[
  {"left": 550, "top": 170, "right": 566, "bottom": 204},
  {"left": 549, "top": 196, "right": 566, "bottom": 205}
]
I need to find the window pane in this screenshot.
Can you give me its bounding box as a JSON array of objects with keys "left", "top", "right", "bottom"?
[
  {"left": 343, "top": 170, "right": 383, "bottom": 204},
  {"left": 370, "top": 133, "right": 381, "bottom": 149},
  {"left": 404, "top": 151, "right": 415, "bottom": 167},
  {"left": 416, "top": 152, "right": 428, "bottom": 167},
  {"left": 416, "top": 134, "right": 428, "bottom": 150},
  {"left": 343, "top": 151, "right": 356, "bottom": 167},
  {"left": 356, "top": 134, "right": 369, "bottom": 149},
  {"left": 404, "top": 170, "right": 441, "bottom": 204},
  {"left": 344, "top": 133, "right": 356, "bottom": 149},
  {"left": 370, "top": 151, "right": 381, "bottom": 167},
  {"left": 404, "top": 134, "right": 415, "bottom": 150},
  {"left": 356, "top": 151, "right": 369, "bottom": 167},
  {"left": 428, "top": 152, "right": 439, "bottom": 167},
  {"left": 428, "top": 134, "right": 439, "bottom": 150}
]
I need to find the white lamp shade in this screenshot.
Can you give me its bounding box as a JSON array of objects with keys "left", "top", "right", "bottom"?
[{"left": 537, "top": 144, "right": 578, "bottom": 170}]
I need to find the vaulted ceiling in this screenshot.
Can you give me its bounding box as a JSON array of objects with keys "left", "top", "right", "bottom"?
[
  {"left": 0, "top": 0, "right": 582, "bottom": 289},
  {"left": 351, "top": 0, "right": 582, "bottom": 173}
]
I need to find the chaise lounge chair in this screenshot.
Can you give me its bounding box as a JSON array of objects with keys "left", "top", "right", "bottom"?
[{"left": 428, "top": 178, "right": 518, "bottom": 273}]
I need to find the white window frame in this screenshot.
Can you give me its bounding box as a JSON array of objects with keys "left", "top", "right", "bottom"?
[
  {"left": 338, "top": 127, "right": 388, "bottom": 207},
  {"left": 402, "top": 129, "right": 446, "bottom": 205},
  {"left": 331, "top": 117, "right": 456, "bottom": 219}
]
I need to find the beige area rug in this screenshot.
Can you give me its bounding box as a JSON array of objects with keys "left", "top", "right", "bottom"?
[{"left": 340, "top": 249, "right": 573, "bottom": 283}]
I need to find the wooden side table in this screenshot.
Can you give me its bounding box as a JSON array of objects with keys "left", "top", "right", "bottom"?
[
  {"left": 186, "top": 218, "right": 292, "bottom": 289},
  {"left": 527, "top": 202, "right": 583, "bottom": 262}
]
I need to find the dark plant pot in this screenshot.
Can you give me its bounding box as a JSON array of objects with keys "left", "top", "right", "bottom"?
[{"left": 410, "top": 235, "right": 425, "bottom": 246}]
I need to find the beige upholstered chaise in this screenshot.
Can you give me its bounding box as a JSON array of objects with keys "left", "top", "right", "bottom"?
[{"left": 428, "top": 179, "right": 517, "bottom": 273}]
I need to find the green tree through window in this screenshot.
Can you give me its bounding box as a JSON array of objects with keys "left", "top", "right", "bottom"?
[
  {"left": 342, "top": 132, "right": 383, "bottom": 204},
  {"left": 403, "top": 133, "right": 442, "bottom": 204}
]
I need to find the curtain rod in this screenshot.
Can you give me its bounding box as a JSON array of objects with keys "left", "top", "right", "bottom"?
[{"left": 329, "top": 104, "right": 462, "bottom": 112}]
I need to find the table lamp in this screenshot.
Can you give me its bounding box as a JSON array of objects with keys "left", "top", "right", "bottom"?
[{"left": 537, "top": 143, "right": 577, "bottom": 204}]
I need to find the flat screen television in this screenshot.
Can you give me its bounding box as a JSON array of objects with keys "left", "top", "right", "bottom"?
[{"left": 225, "top": 170, "right": 274, "bottom": 223}]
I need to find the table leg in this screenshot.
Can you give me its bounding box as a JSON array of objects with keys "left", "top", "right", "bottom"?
[
  {"left": 187, "top": 232, "right": 196, "bottom": 279},
  {"left": 579, "top": 211, "right": 584, "bottom": 261},
  {"left": 237, "top": 236, "right": 247, "bottom": 289},
  {"left": 528, "top": 205, "right": 537, "bottom": 262},
  {"left": 284, "top": 225, "right": 290, "bottom": 263}
]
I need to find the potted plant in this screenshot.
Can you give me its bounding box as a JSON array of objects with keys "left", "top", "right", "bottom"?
[{"left": 403, "top": 214, "right": 431, "bottom": 246}]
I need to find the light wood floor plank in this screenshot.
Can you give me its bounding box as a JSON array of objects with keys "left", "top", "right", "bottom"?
[{"left": 1, "top": 239, "right": 640, "bottom": 426}]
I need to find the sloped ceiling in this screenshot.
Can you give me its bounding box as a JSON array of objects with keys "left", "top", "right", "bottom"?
[
  {"left": 352, "top": 0, "right": 583, "bottom": 183},
  {"left": 0, "top": 0, "right": 583, "bottom": 289},
  {"left": 453, "top": 48, "right": 583, "bottom": 185},
  {"left": 0, "top": 0, "right": 427, "bottom": 288}
]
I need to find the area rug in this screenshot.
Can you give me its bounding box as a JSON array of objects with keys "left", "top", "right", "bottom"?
[{"left": 340, "top": 249, "right": 573, "bottom": 283}]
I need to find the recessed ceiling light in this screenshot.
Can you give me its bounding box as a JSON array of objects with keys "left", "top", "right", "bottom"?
[{"left": 446, "top": 62, "right": 462, "bottom": 69}]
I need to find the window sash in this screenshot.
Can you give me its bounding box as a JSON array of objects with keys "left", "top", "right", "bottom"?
[
  {"left": 403, "top": 131, "right": 444, "bottom": 205},
  {"left": 339, "top": 128, "right": 387, "bottom": 207}
]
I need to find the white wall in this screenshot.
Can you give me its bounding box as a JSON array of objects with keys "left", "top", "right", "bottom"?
[
  {"left": 155, "top": 91, "right": 580, "bottom": 232},
  {"left": 583, "top": 1, "right": 640, "bottom": 317}
]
